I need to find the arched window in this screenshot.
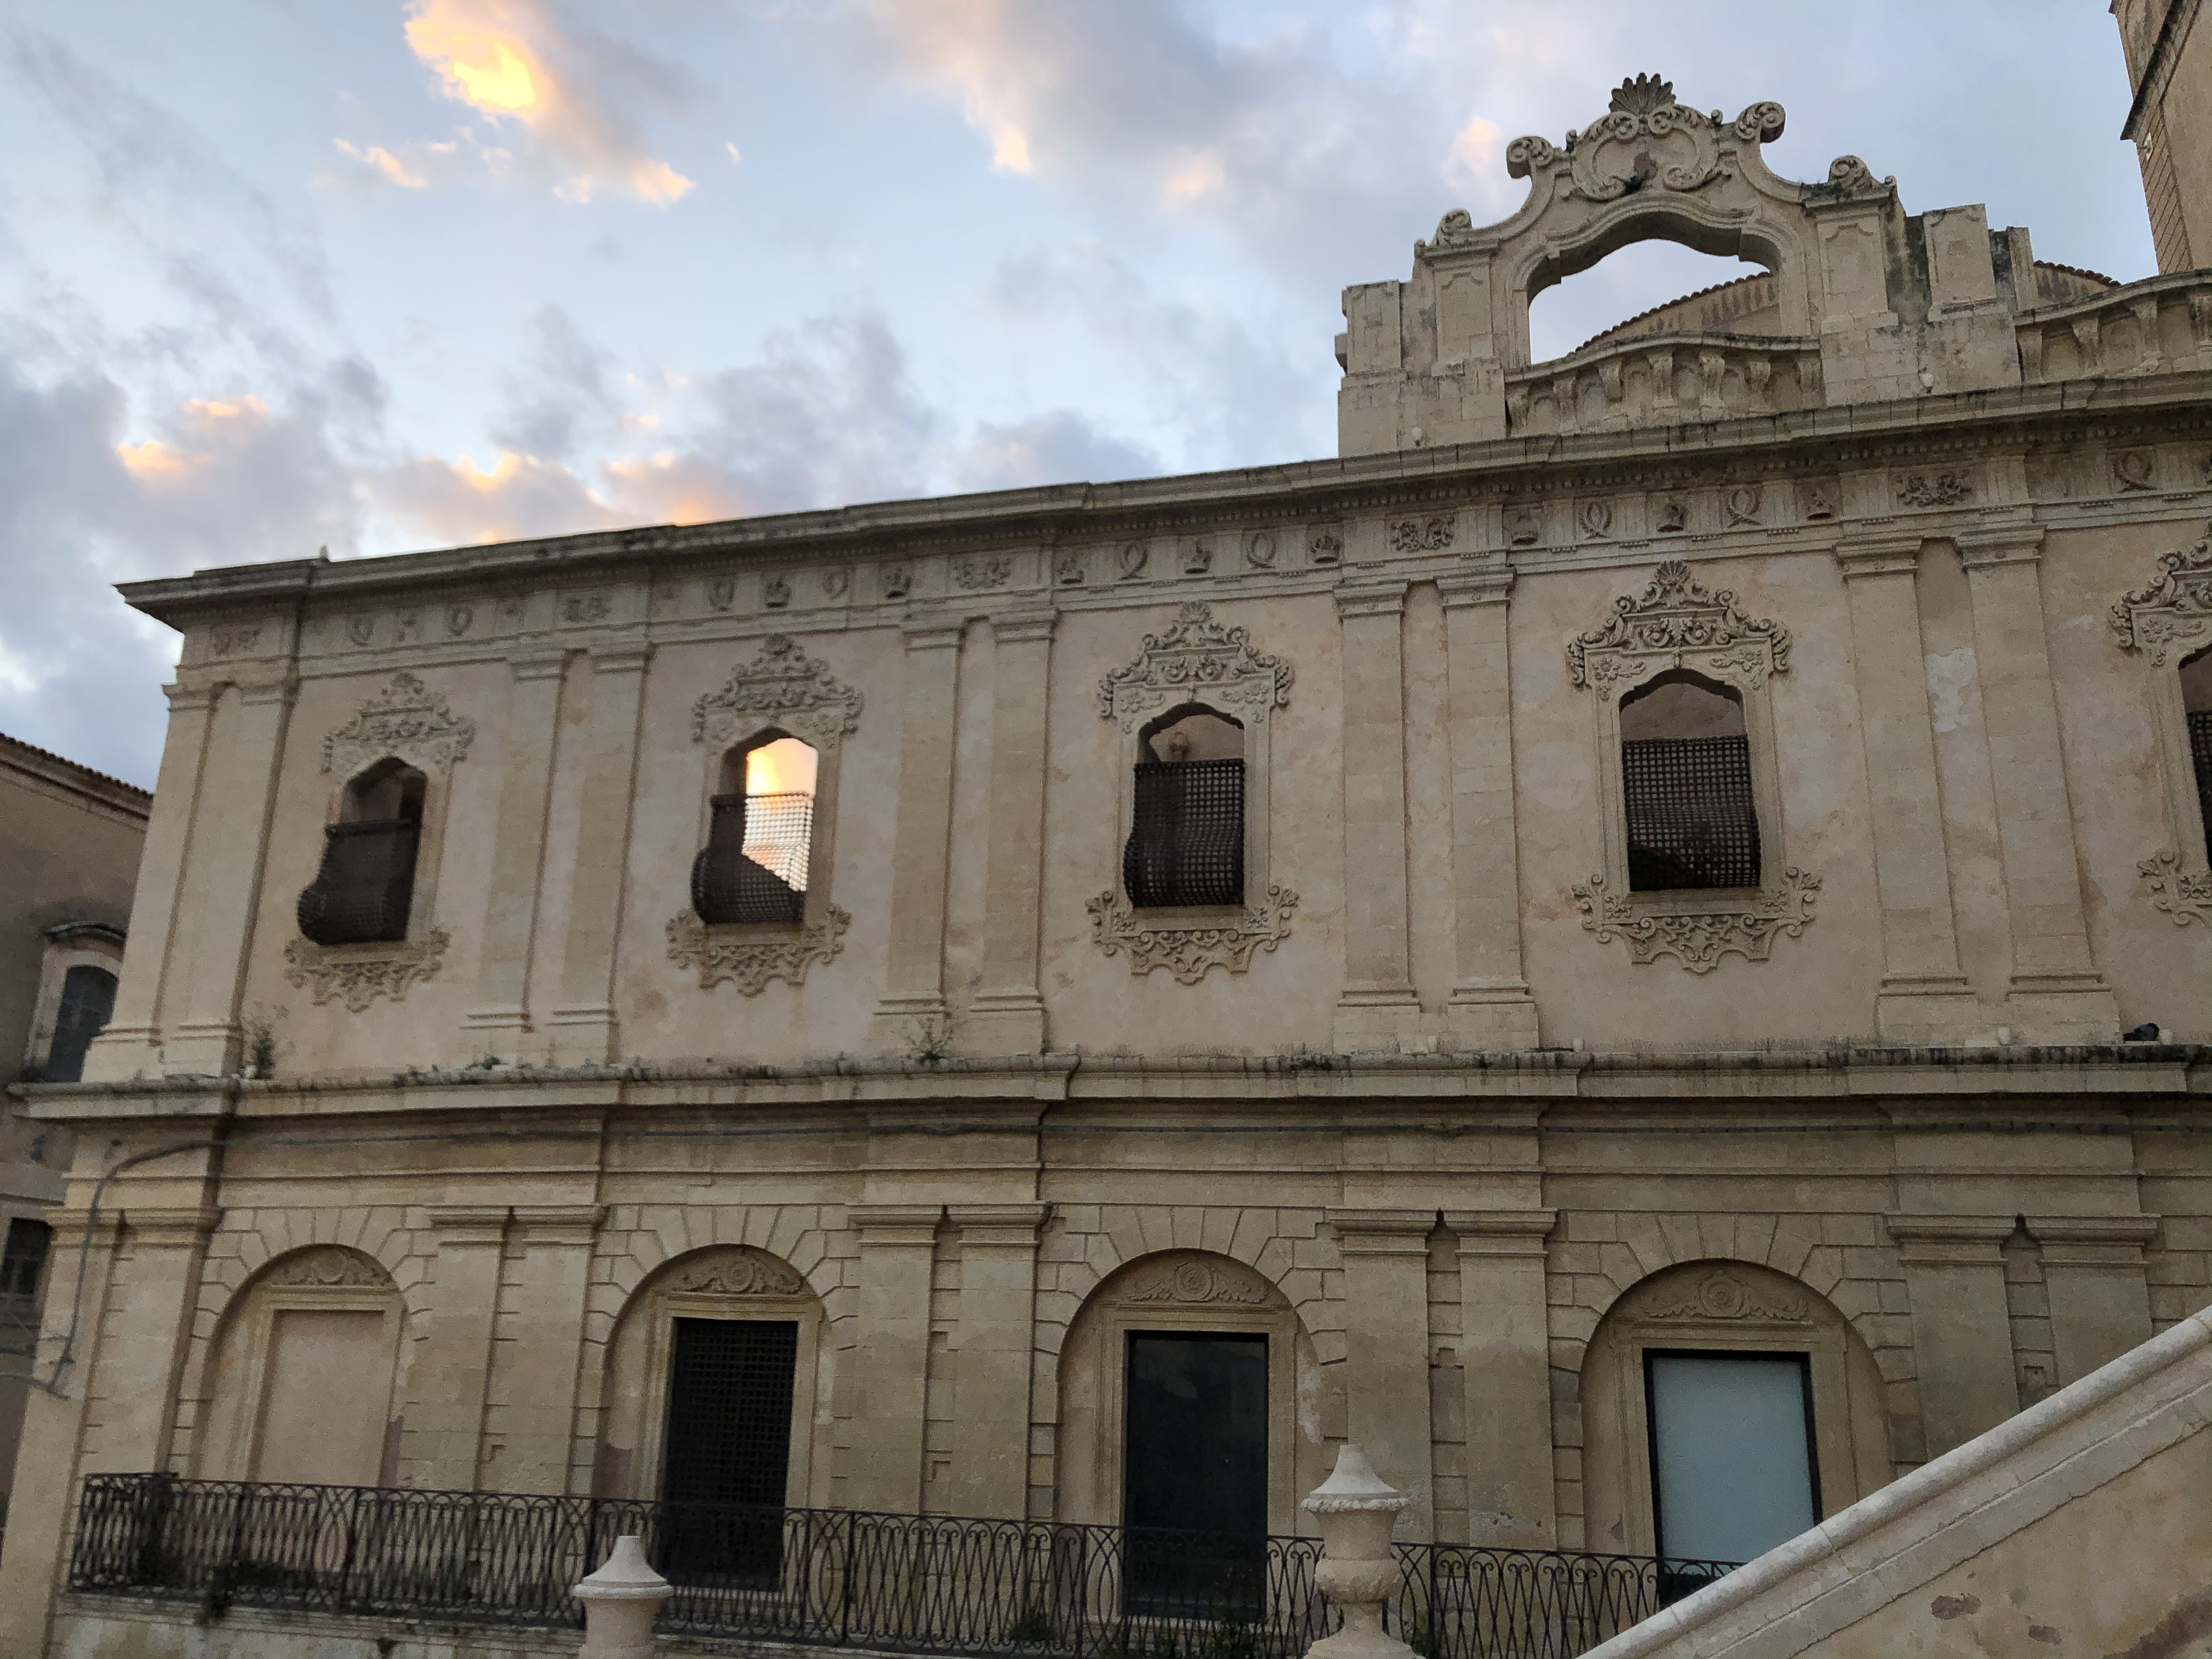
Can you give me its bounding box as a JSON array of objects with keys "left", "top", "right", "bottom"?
[
  {"left": 1619, "top": 671, "right": 1759, "bottom": 891},
  {"left": 2179, "top": 645, "right": 2212, "bottom": 841},
  {"left": 0, "top": 1218, "right": 51, "bottom": 1357},
  {"left": 1124, "top": 706, "right": 1245, "bottom": 907},
  {"left": 692, "top": 734, "right": 817, "bottom": 926},
  {"left": 43, "top": 964, "right": 116, "bottom": 1084},
  {"left": 296, "top": 759, "right": 427, "bottom": 945}
]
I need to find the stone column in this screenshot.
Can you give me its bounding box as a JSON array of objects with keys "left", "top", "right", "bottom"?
[
  {"left": 488, "top": 1205, "right": 602, "bottom": 1495},
  {"left": 84, "top": 684, "right": 216, "bottom": 1081},
  {"left": 1953, "top": 526, "right": 2119, "bottom": 1042},
  {"left": 967, "top": 613, "right": 1055, "bottom": 1056},
  {"left": 1437, "top": 569, "right": 1540, "bottom": 1050},
  {"left": 1835, "top": 536, "right": 1980, "bottom": 1042},
  {"left": 1446, "top": 1209, "right": 1558, "bottom": 1546},
  {"left": 1333, "top": 582, "right": 1422, "bottom": 1052},
  {"left": 845, "top": 1204, "right": 941, "bottom": 1513},
  {"left": 549, "top": 648, "right": 653, "bottom": 1066},
  {"left": 1885, "top": 1215, "right": 2021, "bottom": 1457},
  {"left": 868, "top": 622, "right": 964, "bottom": 1054},
  {"left": 947, "top": 1203, "right": 1049, "bottom": 1519},
  {"left": 403, "top": 1206, "right": 509, "bottom": 1490},
  {"left": 87, "top": 1205, "right": 222, "bottom": 1474},
  {"left": 1328, "top": 1209, "right": 1435, "bottom": 1539},
  {"left": 2031, "top": 1215, "right": 2159, "bottom": 1387},
  {"left": 466, "top": 650, "right": 570, "bottom": 1043},
  {"left": 167, "top": 676, "right": 299, "bottom": 1075}
]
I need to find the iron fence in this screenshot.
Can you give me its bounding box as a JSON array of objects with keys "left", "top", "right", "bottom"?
[{"left": 68, "top": 1474, "right": 1733, "bottom": 1659}]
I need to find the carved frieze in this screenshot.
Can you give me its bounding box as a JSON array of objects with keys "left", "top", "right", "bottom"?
[
  {"left": 1389, "top": 515, "right": 1455, "bottom": 553},
  {"left": 2111, "top": 521, "right": 2212, "bottom": 664},
  {"left": 692, "top": 635, "right": 863, "bottom": 752},
  {"left": 284, "top": 929, "right": 450, "bottom": 1011},
  {"left": 666, "top": 906, "right": 851, "bottom": 994},
  {"left": 667, "top": 1246, "right": 807, "bottom": 1298},
  {"left": 1572, "top": 869, "right": 1820, "bottom": 973},
  {"left": 1095, "top": 603, "right": 1292, "bottom": 729},
  {"left": 1087, "top": 886, "right": 1298, "bottom": 984},
  {"left": 1567, "top": 560, "right": 1791, "bottom": 690},
  {"left": 268, "top": 1247, "right": 390, "bottom": 1290},
  {"left": 1626, "top": 1266, "right": 1811, "bottom": 1323},
  {"left": 1117, "top": 1253, "right": 1272, "bottom": 1307},
  {"left": 953, "top": 555, "right": 1012, "bottom": 590},
  {"left": 322, "top": 672, "right": 476, "bottom": 780},
  {"left": 1897, "top": 469, "right": 1971, "bottom": 508}
]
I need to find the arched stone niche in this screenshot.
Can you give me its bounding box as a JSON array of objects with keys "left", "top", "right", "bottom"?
[
  {"left": 193, "top": 1245, "right": 405, "bottom": 1486},
  {"left": 1579, "top": 1260, "right": 1891, "bottom": 1557},
  {"left": 1055, "top": 1250, "right": 1329, "bottom": 1535},
  {"left": 593, "top": 1245, "right": 833, "bottom": 1506}
]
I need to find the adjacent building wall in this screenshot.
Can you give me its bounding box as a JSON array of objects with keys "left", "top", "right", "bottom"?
[{"left": 2118, "top": 0, "right": 2211, "bottom": 274}]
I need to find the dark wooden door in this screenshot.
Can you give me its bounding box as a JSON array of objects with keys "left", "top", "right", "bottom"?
[{"left": 1123, "top": 1331, "right": 1267, "bottom": 1611}]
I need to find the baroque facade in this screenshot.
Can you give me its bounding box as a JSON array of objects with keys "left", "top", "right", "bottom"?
[{"left": 8, "top": 64, "right": 2212, "bottom": 1658}]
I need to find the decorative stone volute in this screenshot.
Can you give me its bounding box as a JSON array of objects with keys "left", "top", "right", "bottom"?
[
  {"left": 575, "top": 1535, "right": 671, "bottom": 1659},
  {"left": 1303, "top": 1444, "right": 1414, "bottom": 1659}
]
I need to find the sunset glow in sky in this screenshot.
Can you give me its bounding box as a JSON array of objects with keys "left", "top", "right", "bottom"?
[{"left": 0, "top": 2, "right": 2152, "bottom": 785}]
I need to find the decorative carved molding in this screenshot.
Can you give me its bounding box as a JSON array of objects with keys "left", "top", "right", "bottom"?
[
  {"left": 284, "top": 929, "right": 449, "bottom": 1010},
  {"left": 2140, "top": 848, "right": 2212, "bottom": 927},
  {"left": 953, "top": 555, "right": 1012, "bottom": 590},
  {"left": 1897, "top": 469, "right": 1971, "bottom": 507},
  {"left": 1572, "top": 869, "right": 1819, "bottom": 973},
  {"left": 1627, "top": 1267, "right": 1812, "bottom": 1323},
  {"left": 322, "top": 672, "right": 476, "bottom": 780},
  {"left": 2110, "top": 521, "right": 2212, "bottom": 664},
  {"left": 666, "top": 906, "right": 850, "bottom": 993},
  {"left": 1567, "top": 560, "right": 1791, "bottom": 690},
  {"left": 763, "top": 574, "right": 792, "bottom": 609},
  {"left": 1500, "top": 74, "right": 1785, "bottom": 209},
  {"left": 1308, "top": 529, "right": 1343, "bottom": 566},
  {"left": 1054, "top": 549, "right": 1086, "bottom": 585},
  {"left": 1118, "top": 1253, "right": 1272, "bottom": 1306},
  {"left": 1824, "top": 154, "right": 1891, "bottom": 200},
  {"left": 563, "top": 593, "right": 611, "bottom": 624},
  {"left": 1118, "top": 541, "right": 1149, "bottom": 580},
  {"left": 268, "top": 1247, "right": 390, "bottom": 1290},
  {"left": 1095, "top": 603, "right": 1293, "bottom": 728},
  {"left": 1390, "top": 515, "right": 1455, "bottom": 553},
  {"left": 1087, "top": 886, "right": 1298, "bottom": 984},
  {"left": 880, "top": 564, "right": 912, "bottom": 600},
  {"left": 1245, "top": 530, "right": 1279, "bottom": 569},
  {"left": 693, "top": 635, "right": 863, "bottom": 752},
  {"left": 210, "top": 624, "right": 261, "bottom": 658},
  {"left": 667, "top": 1246, "right": 807, "bottom": 1297},
  {"left": 2113, "top": 449, "right": 2156, "bottom": 491}
]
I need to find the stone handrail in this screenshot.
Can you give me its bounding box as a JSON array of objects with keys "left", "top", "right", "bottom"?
[{"left": 2015, "top": 270, "right": 2212, "bottom": 384}]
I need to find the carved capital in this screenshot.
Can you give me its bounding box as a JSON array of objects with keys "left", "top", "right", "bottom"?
[{"left": 1833, "top": 535, "right": 1928, "bottom": 581}]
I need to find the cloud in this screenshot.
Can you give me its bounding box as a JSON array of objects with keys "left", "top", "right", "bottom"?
[{"left": 953, "top": 412, "right": 1159, "bottom": 492}]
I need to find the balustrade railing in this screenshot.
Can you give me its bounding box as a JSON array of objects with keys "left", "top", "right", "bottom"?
[{"left": 67, "top": 1474, "right": 1733, "bottom": 1659}]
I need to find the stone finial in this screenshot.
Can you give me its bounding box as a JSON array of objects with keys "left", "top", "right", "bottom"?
[
  {"left": 1302, "top": 1445, "right": 1414, "bottom": 1659},
  {"left": 575, "top": 1535, "right": 672, "bottom": 1659}
]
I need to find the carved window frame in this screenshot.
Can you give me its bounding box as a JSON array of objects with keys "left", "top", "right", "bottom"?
[
  {"left": 286, "top": 672, "right": 474, "bottom": 1007},
  {"left": 1568, "top": 562, "right": 1818, "bottom": 972},
  {"left": 2110, "top": 522, "right": 2212, "bottom": 926},
  {"left": 24, "top": 921, "right": 124, "bottom": 1078},
  {"left": 669, "top": 636, "right": 860, "bottom": 992},
  {"left": 1088, "top": 604, "right": 1299, "bottom": 981}
]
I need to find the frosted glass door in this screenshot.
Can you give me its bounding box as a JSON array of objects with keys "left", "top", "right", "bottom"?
[{"left": 1646, "top": 1352, "right": 1818, "bottom": 1565}]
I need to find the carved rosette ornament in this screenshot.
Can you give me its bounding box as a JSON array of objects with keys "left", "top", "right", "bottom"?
[
  {"left": 1568, "top": 560, "right": 1791, "bottom": 690},
  {"left": 1095, "top": 602, "right": 1292, "bottom": 728},
  {"left": 268, "top": 1247, "right": 390, "bottom": 1289},
  {"left": 1118, "top": 1253, "right": 1272, "bottom": 1306},
  {"left": 1627, "top": 1266, "right": 1812, "bottom": 1323},
  {"left": 666, "top": 906, "right": 851, "bottom": 993},
  {"left": 667, "top": 1246, "right": 807, "bottom": 1297},
  {"left": 693, "top": 635, "right": 863, "bottom": 752},
  {"left": 284, "top": 930, "right": 450, "bottom": 1010},
  {"left": 322, "top": 672, "right": 475, "bottom": 779},
  {"left": 1572, "top": 870, "right": 1819, "bottom": 973},
  {"left": 1499, "top": 74, "right": 1786, "bottom": 210},
  {"left": 1087, "top": 886, "right": 1298, "bottom": 984}
]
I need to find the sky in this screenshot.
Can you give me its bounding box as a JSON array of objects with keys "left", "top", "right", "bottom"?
[{"left": 0, "top": 1, "right": 2154, "bottom": 789}]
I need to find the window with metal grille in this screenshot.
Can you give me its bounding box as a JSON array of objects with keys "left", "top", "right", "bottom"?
[
  {"left": 1, "top": 1218, "right": 51, "bottom": 1357},
  {"left": 298, "top": 761, "right": 425, "bottom": 945},
  {"left": 660, "top": 1317, "right": 798, "bottom": 1584},
  {"left": 43, "top": 964, "right": 117, "bottom": 1083},
  {"left": 1620, "top": 674, "right": 1760, "bottom": 891},
  {"left": 2184, "top": 650, "right": 2212, "bottom": 847},
  {"left": 1124, "top": 709, "right": 1246, "bottom": 909},
  {"left": 693, "top": 737, "right": 816, "bottom": 927}
]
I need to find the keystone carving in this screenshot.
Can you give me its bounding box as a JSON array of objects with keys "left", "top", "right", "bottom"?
[
  {"left": 1119, "top": 1253, "right": 1272, "bottom": 1306},
  {"left": 666, "top": 905, "right": 851, "bottom": 994},
  {"left": 693, "top": 635, "right": 863, "bottom": 752},
  {"left": 1568, "top": 560, "right": 1791, "bottom": 690},
  {"left": 2111, "top": 521, "right": 2212, "bottom": 664},
  {"left": 284, "top": 929, "right": 450, "bottom": 1011},
  {"left": 322, "top": 672, "right": 476, "bottom": 780},
  {"left": 1087, "top": 886, "right": 1298, "bottom": 985},
  {"left": 1095, "top": 603, "right": 1292, "bottom": 729},
  {"left": 667, "top": 1247, "right": 807, "bottom": 1298}
]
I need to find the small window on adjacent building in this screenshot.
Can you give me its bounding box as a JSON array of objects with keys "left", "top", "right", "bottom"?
[
  {"left": 297, "top": 759, "right": 427, "bottom": 945},
  {"left": 692, "top": 735, "right": 816, "bottom": 926},
  {"left": 0, "top": 1217, "right": 52, "bottom": 1355},
  {"left": 43, "top": 964, "right": 116, "bottom": 1084},
  {"left": 1125, "top": 706, "right": 1245, "bottom": 908},
  {"left": 2179, "top": 647, "right": 2212, "bottom": 844},
  {"left": 1646, "top": 1350, "right": 1817, "bottom": 1592},
  {"left": 1620, "top": 672, "right": 1760, "bottom": 891}
]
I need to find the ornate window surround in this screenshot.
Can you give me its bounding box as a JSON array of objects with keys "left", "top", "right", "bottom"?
[
  {"left": 23, "top": 921, "right": 124, "bottom": 1077},
  {"left": 1087, "top": 604, "right": 1298, "bottom": 983},
  {"left": 286, "top": 672, "right": 473, "bottom": 1009},
  {"left": 2110, "top": 520, "right": 2212, "bottom": 926},
  {"left": 668, "top": 635, "right": 860, "bottom": 993},
  {"left": 1567, "top": 561, "right": 1818, "bottom": 972}
]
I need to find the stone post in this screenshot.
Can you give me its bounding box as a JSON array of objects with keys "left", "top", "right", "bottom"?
[
  {"left": 1885, "top": 1215, "right": 2021, "bottom": 1457},
  {"left": 844, "top": 1204, "right": 941, "bottom": 1512},
  {"left": 1447, "top": 1209, "right": 1558, "bottom": 1546},
  {"left": 1333, "top": 581, "right": 1422, "bottom": 1051},
  {"left": 1953, "top": 525, "right": 2119, "bottom": 1042},
  {"left": 465, "top": 650, "right": 569, "bottom": 1043},
  {"left": 1328, "top": 1209, "right": 1434, "bottom": 1540},
  {"left": 549, "top": 646, "right": 653, "bottom": 1066},
  {"left": 1834, "top": 536, "right": 1980, "bottom": 1043},
  {"left": 947, "top": 1203, "right": 1049, "bottom": 1519},
  {"left": 575, "top": 1534, "right": 671, "bottom": 1659},
  {"left": 1303, "top": 1444, "right": 1415, "bottom": 1659},
  {"left": 868, "top": 621, "right": 964, "bottom": 1054},
  {"left": 488, "top": 1205, "right": 602, "bottom": 1494},
  {"left": 1437, "top": 568, "right": 1540, "bottom": 1050},
  {"left": 967, "top": 612, "right": 1055, "bottom": 1055},
  {"left": 2031, "top": 1215, "right": 2159, "bottom": 1386},
  {"left": 402, "top": 1206, "right": 509, "bottom": 1489}
]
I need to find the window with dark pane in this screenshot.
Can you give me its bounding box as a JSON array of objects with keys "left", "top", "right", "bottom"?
[
  {"left": 659, "top": 1317, "right": 798, "bottom": 1584},
  {"left": 1620, "top": 672, "right": 1760, "bottom": 891},
  {"left": 1122, "top": 1331, "right": 1267, "bottom": 1615},
  {"left": 43, "top": 964, "right": 116, "bottom": 1083},
  {"left": 2181, "top": 648, "right": 2212, "bottom": 846},
  {"left": 1645, "top": 1349, "right": 1814, "bottom": 1604},
  {"left": 693, "top": 735, "right": 814, "bottom": 926},
  {"left": 297, "top": 759, "right": 426, "bottom": 945},
  {"left": 0, "top": 1218, "right": 52, "bottom": 1355},
  {"left": 1124, "top": 707, "right": 1245, "bottom": 908}
]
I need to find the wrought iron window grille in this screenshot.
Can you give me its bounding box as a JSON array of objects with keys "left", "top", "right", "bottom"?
[
  {"left": 1621, "top": 735, "right": 1761, "bottom": 891},
  {"left": 2188, "top": 710, "right": 2212, "bottom": 845},
  {"left": 296, "top": 819, "right": 421, "bottom": 946},
  {"left": 1124, "top": 759, "right": 1245, "bottom": 909},
  {"left": 692, "top": 793, "right": 810, "bottom": 926}
]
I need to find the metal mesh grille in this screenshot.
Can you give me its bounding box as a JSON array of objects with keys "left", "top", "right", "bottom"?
[
  {"left": 691, "top": 795, "right": 807, "bottom": 926},
  {"left": 1124, "top": 759, "right": 1244, "bottom": 907},
  {"left": 1622, "top": 735, "right": 1761, "bottom": 891},
  {"left": 296, "top": 820, "right": 420, "bottom": 945},
  {"left": 661, "top": 1317, "right": 798, "bottom": 1582},
  {"left": 2190, "top": 712, "right": 2212, "bottom": 845}
]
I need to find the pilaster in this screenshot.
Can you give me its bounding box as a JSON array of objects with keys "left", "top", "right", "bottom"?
[
  {"left": 967, "top": 613, "right": 1055, "bottom": 1056},
  {"left": 868, "top": 621, "right": 965, "bottom": 1053},
  {"left": 1885, "top": 1214, "right": 2021, "bottom": 1457},
  {"left": 401, "top": 1205, "right": 509, "bottom": 1490},
  {"left": 1333, "top": 582, "right": 1422, "bottom": 1051},
  {"left": 486, "top": 1204, "right": 603, "bottom": 1495},
  {"left": 947, "top": 1203, "right": 1050, "bottom": 1519},
  {"left": 466, "top": 650, "right": 570, "bottom": 1041},
  {"left": 844, "top": 1204, "right": 942, "bottom": 1513},
  {"left": 549, "top": 648, "right": 653, "bottom": 1065},
  {"left": 2029, "top": 1215, "right": 2159, "bottom": 1387},
  {"left": 1328, "top": 1208, "right": 1435, "bottom": 1538},
  {"left": 1446, "top": 1209, "right": 1558, "bottom": 1546}
]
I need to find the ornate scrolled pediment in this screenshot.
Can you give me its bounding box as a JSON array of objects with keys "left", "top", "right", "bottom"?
[
  {"left": 1502, "top": 74, "right": 1785, "bottom": 208},
  {"left": 268, "top": 1246, "right": 391, "bottom": 1290},
  {"left": 1095, "top": 603, "right": 1292, "bottom": 729},
  {"left": 1624, "top": 1266, "right": 1812, "bottom": 1324},
  {"left": 693, "top": 635, "right": 863, "bottom": 752},
  {"left": 323, "top": 672, "right": 475, "bottom": 779},
  {"left": 2111, "top": 521, "right": 2212, "bottom": 665},
  {"left": 666, "top": 1246, "right": 808, "bottom": 1298},
  {"left": 1114, "top": 1252, "right": 1273, "bottom": 1307},
  {"left": 1568, "top": 560, "right": 1791, "bottom": 691}
]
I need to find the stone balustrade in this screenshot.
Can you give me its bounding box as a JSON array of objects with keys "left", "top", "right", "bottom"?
[
  {"left": 2016, "top": 271, "right": 2212, "bottom": 384},
  {"left": 1504, "top": 333, "right": 1823, "bottom": 437}
]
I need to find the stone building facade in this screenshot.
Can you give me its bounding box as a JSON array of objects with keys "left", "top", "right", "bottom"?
[
  {"left": 2117, "top": 0, "right": 2210, "bottom": 274},
  {"left": 7, "top": 66, "right": 2212, "bottom": 1658}
]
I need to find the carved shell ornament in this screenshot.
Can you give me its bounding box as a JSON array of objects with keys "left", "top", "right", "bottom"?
[
  {"left": 692, "top": 634, "right": 863, "bottom": 752},
  {"left": 322, "top": 672, "right": 475, "bottom": 780},
  {"left": 1095, "top": 603, "right": 1293, "bottom": 729},
  {"left": 1497, "top": 74, "right": 1786, "bottom": 211}
]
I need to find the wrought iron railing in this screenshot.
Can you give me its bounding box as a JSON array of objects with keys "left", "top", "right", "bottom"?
[{"left": 67, "top": 1475, "right": 1734, "bottom": 1658}]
